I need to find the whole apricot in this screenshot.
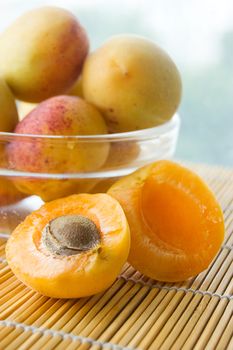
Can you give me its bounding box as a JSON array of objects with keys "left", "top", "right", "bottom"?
[
  {"left": 14, "top": 177, "right": 99, "bottom": 203},
  {"left": 0, "top": 7, "right": 89, "bottom": 102},
  {"left": 83, "top": 35, "right": 182, "bottom": 132},
  {"left": 108, "top": 160, "right": 224, "bottom": 282},
  {"left": 6, "top": 193, "right": 130, "bottom": 298},
  {"left": 8, "top": 96, "right": 109, "bottom": 201},
  {"left": 103, "top": 141, "right": 139, "bottom": 169}
]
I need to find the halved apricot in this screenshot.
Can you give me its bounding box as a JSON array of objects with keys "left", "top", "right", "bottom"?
[
  {"left": 108, "top": 160, "right": 224, "bottom": 282},
  {"left": 6, "top": 193, "right": 130, "bottom": 298}
]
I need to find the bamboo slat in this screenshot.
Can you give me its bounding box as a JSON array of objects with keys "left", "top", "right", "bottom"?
[{"left": 0, "top": 162, "right": 232, "bottom": 350}]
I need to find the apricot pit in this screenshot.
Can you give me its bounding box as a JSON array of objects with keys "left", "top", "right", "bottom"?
[{"left": 43, "top": 215, "right": 101, "bottom": 256}]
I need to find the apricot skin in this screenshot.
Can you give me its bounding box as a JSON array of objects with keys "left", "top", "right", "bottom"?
[
  {"left": 17, "top": 77, "right": 83, "bottom": 121},
  {"left": 83, "top": 35, "right": 182, "bottom": 132},
  {"left": 0, "top": 78, "right": 18, "bottom": 131},
  {"left": 13, "top": 178, "right": 98, "bottom": 203},
  {"left": 0, "top": 7, "right": 89, "bottom": 102},
  {"left": 8, "top": 96, "right": 109, "bottom": 201},
  {"left": 108, "top": 160, "right": 224, "bottom": 282},
  {"left": 103, "top": 141, "right": 139, "bottom": 169},
  {"left": 68, "top": 76, "right": 83, "bottom": 98},
  {"left": 6, "top": 193, "right": 130, "bottom": 298}
]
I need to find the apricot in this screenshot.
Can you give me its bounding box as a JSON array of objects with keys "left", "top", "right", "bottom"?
[
  {"left": 6, "top": 193, "right": 130, "bottom": 298},
  {"left": 108, "top": 160, "right": 224, "bottom": 282},
  {"left": 15, "top": 177, "right": 98, "bottom": 203},
  {"left": 7, "top": 96, "right": 109, "bottom": 201},
  {"left": 0, "top": 7, "right": 89, "bottom": 102},
  {"left": 0, "top": 78, "right": 18, "bottom": 131},
  {"left": 104, "top": 141, "right": 139, "bottom": 169},
  {"left": 83, "top": 35, "right": 182, "bottom": 132}
]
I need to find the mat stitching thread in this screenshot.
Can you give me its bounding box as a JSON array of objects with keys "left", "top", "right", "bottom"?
[
  {"left": 119, "top": 276, "right": 233, "bottom": 300},
  {"left": 0, "top": 319, "right": 134, "bottom": 350}
]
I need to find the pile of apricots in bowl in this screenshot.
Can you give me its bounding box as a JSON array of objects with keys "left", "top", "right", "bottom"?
[{"left": 0, "top": 7, "right": 224, "bottom": 298}]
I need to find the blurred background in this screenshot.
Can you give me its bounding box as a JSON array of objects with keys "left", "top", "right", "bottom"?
[{"left": 1, "top": 0, "right": 233, "bottom": 166}]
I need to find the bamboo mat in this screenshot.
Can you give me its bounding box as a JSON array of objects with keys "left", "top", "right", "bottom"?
[{"left": 0, "top": 162, "right": 232, "bottom": 350}]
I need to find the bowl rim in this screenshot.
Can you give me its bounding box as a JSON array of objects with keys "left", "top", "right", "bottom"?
[{"left": 0, "top": 113, "right": 180, "bottom": 142}]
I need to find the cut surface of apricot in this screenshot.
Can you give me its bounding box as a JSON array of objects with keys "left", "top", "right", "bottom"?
[
  {"left": 108, "top": 160, "right": 224, "bottom": 282},
  {"left": 6, "top": 193, "right": 130, "bottom": 298}
]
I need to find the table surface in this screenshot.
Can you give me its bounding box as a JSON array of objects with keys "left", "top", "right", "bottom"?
[{"left": 0, "top": 162, "right": 232, "bottom": 350}]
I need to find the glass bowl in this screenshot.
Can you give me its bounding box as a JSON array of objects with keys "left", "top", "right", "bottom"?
[{"left": 0, "top": 113, "right": 180, "bottom": 234}]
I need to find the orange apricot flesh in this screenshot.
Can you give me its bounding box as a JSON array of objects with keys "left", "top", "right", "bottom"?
[
  {"left": 108, "top": 160, "right": 224, "bottom": 282},
  {"left": 6, "top": 193, "right": 130, "bottom": 298}
]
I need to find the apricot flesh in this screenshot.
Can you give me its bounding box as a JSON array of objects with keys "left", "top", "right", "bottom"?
[
  {"left": 108, "top": 160, "right": 224, "bottom": 282},
  {"left": 6, "top": 193, "right": 130, "bottom": 298},
  {"left": 83, "top": 35, "right": 182, "bottom": 132},
  {"left": 8, "top": 96, "right": 109, "bottom": 201},
  {"left": 0, "top": 7, "right": 89, "bottom": 102}
]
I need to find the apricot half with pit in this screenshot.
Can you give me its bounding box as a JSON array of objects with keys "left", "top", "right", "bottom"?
[
  {"left": 108, "top": 160, "right": 224, "bottom": 282},
  {"left": 6, "top": 193, "right": 130, "bottom": 298}
]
